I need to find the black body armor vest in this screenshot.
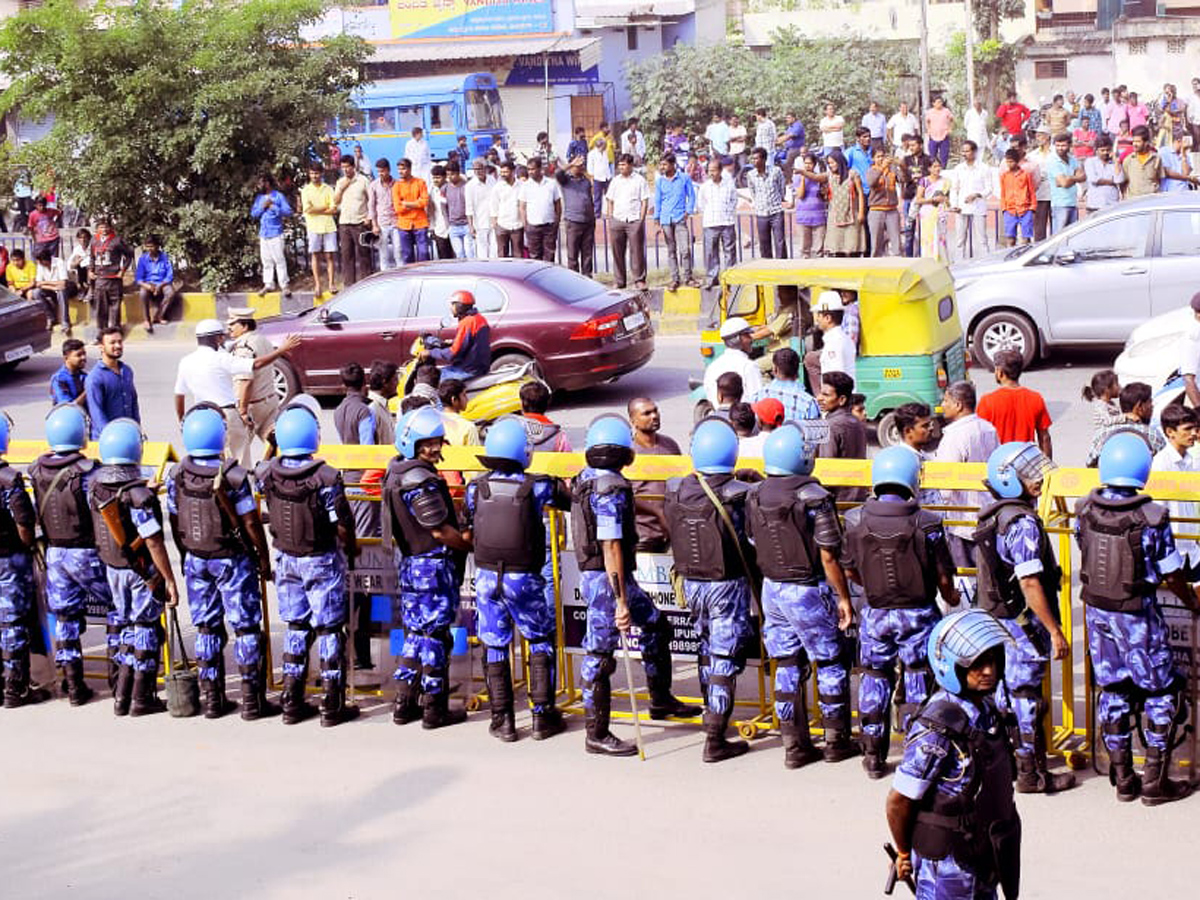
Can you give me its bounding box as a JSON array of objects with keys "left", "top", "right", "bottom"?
[
  {"left": 256, "top": 458, "right": 342, "bottom": 557},
  {"left": 170, "top": 457, "right": 248, "bottom": 559},
  {"left": 663, "top": 474, "right": 751, "bottom": 582},
  {"left": 29, "top": 452, "right": 96, "bottom": 548},
  {"left": 843, "top": 498, "right": 941, "bottom": 609},
  {"left": 381, "top": 458, "right": 457, "bottom": 557},
  {"left": 471, "top": 472, "right": 547, "bottom": 572},
  {"left": 88, "top": 465, "right": 162, "bottom": 569},
  {"left": 746, "top": 474, "right": 828, "bottom": 584},
  {"left": 974, "top": 498, "right": 1061, "bottom": 620},
  {"left": 1074, "top": 489, "right": 1166, "bottom": 613},
  {"left": 571, "top": 471, "right": 637, "bottom": 573}
]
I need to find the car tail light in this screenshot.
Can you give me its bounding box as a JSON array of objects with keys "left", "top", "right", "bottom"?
[
  {"left": 571, "top": 313, "right": 621, "bottom": 341},
  {"left": 936, "top": 364, "right": 949, "bottom": 388}
]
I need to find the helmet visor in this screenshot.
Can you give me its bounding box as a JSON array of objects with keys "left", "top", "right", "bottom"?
[{"left": 1007, "top": 444, "right": 1056, "bottom": 488}]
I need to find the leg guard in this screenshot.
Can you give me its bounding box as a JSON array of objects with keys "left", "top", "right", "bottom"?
[
  {"left": 858, "top": 664, "right": 894, "bottom": 778},
  {"left": 780, "top": 696, "right": 820, "bottom": 770},
  {"left": 239, "top": 630, "right": 280, "bottom": 721},
  {"left": 1013, "top": 687, "right": 1076, "bottom": 794},
  {"left": 703, "top": 707, "right": 750, "bottom": 763},
  {"left": 113, "top": 648, "right": 134, "bottom": 717},
  {"left": 319, "top": 628, "right": 359, "bottom": 728},
  {"left": 2, "top": 645, "right": 50, "bottom": 708},
  {"left": 392, "top": 655, "right": 422, "bottom": 725},
  {"left": 1141, "top": 744, "right": 1194, "bottom": 807},
  {"left": 485, "top": 659, "right": 517, "bottom": 743},
  {"left": 584, "top": 662, "right": 636, "bottom": 757},
  {"left": 64, "top": 657, "right": 93, "bottom": 707},
  {"left": 1108, "top": 743, "right": 1141, "bottom": 803},
  {"left": 816, "top": 658, "right": 857, "bottom": 761},
  {"left": 644, "top": 616, "right": 697, "bottom": 719},
  {"left": 106, "top": 622, "right": 121, "bottom": 691},
  {"left": 896, "top": 660, "right": 933, "bottom": 733},
  {"left": 129, "top": 667, "right": 166, "bottom": 717},
  {"left": 528, "top": 651, "right": 564, "bottom": 741}
]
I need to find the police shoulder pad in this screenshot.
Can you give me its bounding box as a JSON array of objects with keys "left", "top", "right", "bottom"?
[
  {"left": 223, "top": 460, "right": 250, "bottom": 492},
  {"left": 797, "top": 480, "right": 831, "bottom": 505},
  {"left": 124, "top": 483, "right": 157, "bottom": 509},
  {"left": 400, "top": 462, "right": 439, "bottom": 490},
  {"left": 0, "top": 463, "right": 19, "bottom": 489},
  {"left": 917, "top": 509, "right": 945, "bottom": 533},
  {"left": 1143, "top": 500, "right": 1170, "bottom": 529},
  {"left": 593, "top": 471, "right": 630, "bottom": 495},
  {"left": 918, "top": 696, "right": 972, "bottom": 738}
]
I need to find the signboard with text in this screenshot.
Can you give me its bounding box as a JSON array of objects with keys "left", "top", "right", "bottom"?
[{"left": 389, "top": 0, "right": 554, "bottom": 40}]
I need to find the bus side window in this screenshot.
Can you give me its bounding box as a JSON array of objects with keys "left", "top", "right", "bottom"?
[
  {"left": 398, "top": 106, "right": 422, "bottom": 134},
  {"left": 343, "top": 111, "right": 363, "bottom": 134},
  {"left": 430, "top": 102, "right": 454, "bottom": 131},
  {"left": 367, "top": 107, "right": 396, "bottom": 134}
]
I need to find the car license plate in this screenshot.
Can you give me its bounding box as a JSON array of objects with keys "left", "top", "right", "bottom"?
[
  {"left": 4, "top": 344, "right": 32, "bottom": 363},
  {"left": 623, "top": 311, "right": 646, "bottom": 331}
]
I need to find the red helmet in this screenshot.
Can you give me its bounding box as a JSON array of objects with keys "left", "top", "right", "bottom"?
[{"left": 450, "top": 290, "right": 475, "bottom": 307}]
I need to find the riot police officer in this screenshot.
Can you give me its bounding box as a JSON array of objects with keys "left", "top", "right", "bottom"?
[
  {"left": 573, "top": 415, "right": 698, "bottom": 757},
  {"left": 87, "top": 418, "right": 180, "bottom": 716},
  {"left": 843, "top": 445, "right": 959, "bottom": 779},
  {"left": 664, "top": 417, "right": 756, "bottom": 763},
  {"left": 167, "top": 405, "right": 277, "bottom": 720},
  {"left": 746, "top": 422, "right": 858, "bottom": 768},
  {"left": 255, "top": 407, "right": 359, "bottom": 727},
  {"left": 0, "top": 409, "right": 49, "bottom": 708},
  {"left": 464, "top": 416, "right": 571, "bottom": 742},
  {"left": 1075, "top": 431, "right": 1199, "bottom": 805},
  {"left": 886, "top": 609, "right": 1020, "bottom": 900},
  {"left": 382, "top": 406, "right": 471, "bottom": 730},
  {"left": 975, "top": 441, "right": 1076, "bottom": 794},
  {"left": 28, "top": 404, "right": 112, "bottom": 706}
]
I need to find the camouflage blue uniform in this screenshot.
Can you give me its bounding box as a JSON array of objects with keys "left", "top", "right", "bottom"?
[
  {"left": 166, "top": 459, "right": 262, "bottom": 681},
  {"left": 0, "top": 465, "right": 35, "bottom": 675},
  {"left": 45, "top": 546, "right": 111, "bottom": 664},
  {"left": 1076, "top": 486, "right": 1184, "bottom": 753},
  {"left": 892, "top": 689, "right": 1004, "bottom": 900},
  {"left": 106, "top": 504, "right": 166, "bottom": 675},
  {"left": 466, "top": 472, "right": 559, "bottom": 714},
  {"left": 577, "top": 466, "right": 669, "bottom": 715},
  {"left": 762, "top": 581, "right": 845, "bottom": 725}
]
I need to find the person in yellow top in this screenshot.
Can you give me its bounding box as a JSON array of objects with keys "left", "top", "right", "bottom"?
[
  {"left": 300, "top": 161, "right": 338, "bottom": 296},
  {"left": 590, "top": 122, "right": 615, "bottom": 165},
  {"left": 5, "top": 248, "right": 37, "bottom": 298}
]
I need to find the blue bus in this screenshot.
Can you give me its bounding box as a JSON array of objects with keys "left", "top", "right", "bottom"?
[{"left": 334, "top": 73, "right": 507, "bottom": 166}]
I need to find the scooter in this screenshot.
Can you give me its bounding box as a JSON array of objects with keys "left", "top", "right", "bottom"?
[{"left": 400, "top": 335, "right": 545, "bottom": 430}]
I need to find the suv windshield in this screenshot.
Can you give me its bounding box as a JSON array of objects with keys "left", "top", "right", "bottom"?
[{"left": 527, "top": 266, "right": 607, "bottom": 304}]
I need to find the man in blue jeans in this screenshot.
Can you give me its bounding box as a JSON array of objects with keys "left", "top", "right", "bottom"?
[
  {"left": 654, "top": 153, "right": 697, "bottom": 290},
  {"left": 1047, "top": 133, "right": 1085, "bottom": 234},
  {"left": 745, "top": 147, "right": 788, "bottom": 259}
]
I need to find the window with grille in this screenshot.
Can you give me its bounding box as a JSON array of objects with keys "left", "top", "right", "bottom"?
[
  {"left": 1127, "top": 38, "right": 1148, "bottom": 55},
  {"left": 1035, "top": 60, "right": 1068, "bottom": 79},
  {"left": 1167, "top": 37, "right": 1187, "bottom": 54}
]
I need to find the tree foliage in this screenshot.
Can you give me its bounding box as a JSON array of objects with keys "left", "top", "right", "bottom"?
[{"left": 0, "top": 0, "right": 369, "bottom": 290}]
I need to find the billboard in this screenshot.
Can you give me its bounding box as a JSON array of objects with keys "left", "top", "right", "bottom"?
[{"left": 389, "top": 0, "right": 555, "bottom": 40}]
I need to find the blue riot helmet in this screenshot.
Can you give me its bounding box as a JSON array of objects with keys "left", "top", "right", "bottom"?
[
  {"left": 584, "top": 414, "right": 634, "bottom": 470},
  {"left": 0, "top": 408, "right": 12, "bottom": 454},
  {"left": 871, "top": 444, "right": 922, "bottom": 497},
  {"left": 97, "top": 418, "right": 144, "bottom": 466},
  {"left": 396, "top": 406, "right": 446, "bottom": 459},
  {"left": 762, "top": 420, "right": 827, "bottom": 476},
  {"left": 928, "top": 609, "right": 1011, "bottom": 694},
  {"left": 1098, "top": 430, "right": 1153, "bottom": 489},
  {"left": 691, "top": 417, "right": 739, "bottom": 475},
  {"left": 181, "top": 405, "right": 227, "bottom": 458},
  {"left": 480, "top": 415, "right": 531, "bottom": 470},
  {"left": 274, "top": 406, "right": 320, "bottom": 458},
  {"left": 984, "top": 441, "right": 1056, "bottom": 500},
  {"left": 45, "top": 404, "right": 88, "bottom": 453}
]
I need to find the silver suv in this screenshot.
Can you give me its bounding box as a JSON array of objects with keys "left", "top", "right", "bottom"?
[{"left": 952, "top": 192, "right": 1200, "bottom": 368}]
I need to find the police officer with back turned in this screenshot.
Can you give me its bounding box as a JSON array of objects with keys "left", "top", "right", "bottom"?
[
  {"left": 1074, "top": 431, "right": 1200, "bottom": 805},
  {"left": 665, "top": 417, "right": 756, "bottom": 763},
  {"left": 886, "top": 609, "right": 1021, "bottom": 900},
  {"left": 747, "top": 421, "right": 859, "bottom": 769},
  {"left": 843, "top": 445, "right": 959, "bottom": 779},
  {"left": 382, "top": 406, "right": 472, "bottom": 730},
  {"left": 256, "top": 406, "right": 360, "bottom": 727},
  {"left": 573, "top": 414, "right": 699, "bottom": 757},
  {"left": 975, "top": 441, "right": 1076, "bottom": 794},
  {"left": 167, "top": 404, "right": 278, "bottom": 720},
  {"left": 464, "top": 416, "right": 571, "bottom": 742},
  {"left": 28, "top": 404, "right": 112, "bottom": 707}
]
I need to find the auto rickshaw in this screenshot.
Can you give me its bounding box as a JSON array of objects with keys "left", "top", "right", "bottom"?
[{"left": 692, "top": 258, "right": 968, "bottom": 446}]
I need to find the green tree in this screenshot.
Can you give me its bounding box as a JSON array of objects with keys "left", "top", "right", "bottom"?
[{"left": 0, "top": 0, "right": 369, "bottom": 290}]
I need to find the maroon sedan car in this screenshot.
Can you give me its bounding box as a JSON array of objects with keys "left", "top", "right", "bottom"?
[{"left": 257, "top": 259, "right": 655, "bottom": 398}]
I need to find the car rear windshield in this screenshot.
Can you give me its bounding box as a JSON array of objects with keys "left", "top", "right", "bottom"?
[{"left": 526, "top": 266, "right": 608, "bottom": 304}]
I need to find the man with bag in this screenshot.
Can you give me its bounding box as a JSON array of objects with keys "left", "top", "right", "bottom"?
[
  {"left": 664, "top": 417, "right": 757, "bottom": 763},
  {"left": 87, "top": 418, "right": 180, "bottom": 717},
  {"left": 166, "top": 404, "right": 278, "bottom": 721}
]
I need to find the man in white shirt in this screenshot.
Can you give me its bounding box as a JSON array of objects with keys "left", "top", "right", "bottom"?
[
  {"left": 803, "top": 291, "right": 855, "bottom": 397},
  {"left": 887, "top": 101, "right": 920, "bottom": 155},
  {"left": 952, "top": 140, "right": 992, "bottom": 259},
  {"left": 964, "top": 99, "right": 992, "bottom": 162},
  {"left": 1187, "top": 76, "right": 1200, "bottom": 171},
  {"left": 696, "top": 158, "right": 737, "bottom": 289},
  {"left": 33, "top": 248, "right": 72, "bottom": 336},
  {"left": 1083, "top": 137, "right": 1124, "bottom": 212},
  {"left": 703, "top": 317, "right": 763, "bottom": 407},
  {"left": 819, "top": 102, "right": 845, "bottom": 155},
  {"left": 620, "top": 117, "right": 646, "bottom": 168},
  {"left": 862, "top": 101, "right": 888, "bottom": 153},
  {"left": 587, "top": 137, "right": 612, "bottom": 220},
  {"left": 1153, "top": 403, "right": 1200, "bottom": 569},
  {"left": 728, "top": 114, "right": 748, "bottom": 168},
  {"left": 404, "top": 126, "right": 433, "bottom": 184},
  {"left": 605, "top": 153, "right": 649, "bottom": 290},
  {"left": 465, "top": 159, "right": 494, "bottom": 259},
  {"left": 754, "top": 107, "right": 777, "bottom": 152},
  {"left": 517, "top": 157, "right": 562, "bottom": 262},
  {"left": 1025, "top": 126, "right": 1054, "bottom": 241},
  {"left": 490, "top": 160, "right": 524, "bottom": 258}
]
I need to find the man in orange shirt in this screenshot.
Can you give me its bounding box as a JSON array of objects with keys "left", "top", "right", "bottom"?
[
  {"left": 391, "top": 158, "right": 430, "bottom": 264},
  {"left": 977, "top": 350, "right": 1053, "bottom": 458},
  {"left": 998, "top": 148, "right": 1036, "bottom": 247}
]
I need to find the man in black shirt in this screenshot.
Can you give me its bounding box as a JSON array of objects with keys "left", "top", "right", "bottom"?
[
  {"left": 558, "top": 154, "right": 596, "bottom": 276},
  {"left": 896, "top": 134, "right": 932, "bottom": 258}
]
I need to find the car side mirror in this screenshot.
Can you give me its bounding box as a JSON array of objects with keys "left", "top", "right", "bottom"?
[
  {"left": 1055, "top": 250, "right": 1077, "bottom": 266},
  {"left": 317, "top": 306, "right": 330, "bottom": 322}
]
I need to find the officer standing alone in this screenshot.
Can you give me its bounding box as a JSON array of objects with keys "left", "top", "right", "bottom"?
[
  {"left": 464, "top": 417, "right": 571, "bottom": 742},
  {"left": 28, "top": 404, "right": 112, "bottom": 706},
  {"left": 665, "top": 417, "right": 756, "bottom": 763},
  {"left": 382, "top": 407, "right": 471, "bottom": 730},
  {"left": 843, "top": 445, "right": 960, "bottom": 778},
  {"left": 167, "top": 405, "right": 278, "bottom": 720},
  {"left": 255, "top": 406, "right": 360, "bottom": 727},
  {"left": 1075, "top": 431, "right": 1199, "bottom": 805},
  {"left": 975, "top": 441, "right": 1076, "bottom": 793},
  {"left": 747, "top": 422, "right": 859, "bottom": 768}
]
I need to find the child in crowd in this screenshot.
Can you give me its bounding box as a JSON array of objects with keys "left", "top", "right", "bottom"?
[{"left": 1081, "top": 369, "right": 1121, "bottom": 430}]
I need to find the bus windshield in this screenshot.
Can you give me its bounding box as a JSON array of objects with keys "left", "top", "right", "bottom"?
[{"left": 465, "top": 89, "right": 504, "bottom": 132}]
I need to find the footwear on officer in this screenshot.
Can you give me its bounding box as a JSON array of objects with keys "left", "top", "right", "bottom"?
[
  {"left": 382, "top": 407, "right": 471, "bottom": 730},
  {"left": 1074, "top": 431, "right": 1199, "bottom": 805},
  {"left": 256, "top": 406, "right": 360, "bottom": 727},
  {"left": 464, "top": 417, "right": 572, "bottom": 742},
  {"left": 665, "top": 417, "right": 756, "bottom": 764},
  {"left": 747, "top": 421, "right": 858, "bottom": 768},
  {"left": 886, "top": 609, "right": 1021, "bottom": 900},
  {"left": 0, "top": 409, "right": 51, "bottom": 708},
  {"left": 842, "top": 445, "right": 960, "bottom": 779},
  {"left": 87, "top": 418, "right": 181, "bottom": 716},
  {"left": 167, "top": 404, "right": 279, "bottom": 721},
  {"left": 976, "top": 442, "right": 1075, "bottom": 794}
]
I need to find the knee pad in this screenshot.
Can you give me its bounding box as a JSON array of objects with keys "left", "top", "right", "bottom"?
[
  {"left": 815, "top": 658, "right": 848, "bottom": 706},
  {"left": 583, "top": 653, "right": 615, "bottom": 688},
  {"left": 772, "top": 651, "right": 811, "bottom": 682}
]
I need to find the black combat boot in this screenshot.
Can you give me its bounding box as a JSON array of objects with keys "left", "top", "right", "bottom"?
[
  {"left": 64, "top": 659, "right": 94, "bottom": 706},
  {"left": 421, "top": 689, "right": 467, "bottom": 730},
  {"left": 532, "top": 707, "right": 566, "bottom": 741},
  {"left": 280, "top": 673, "right": 318, "bottom": 725},
  {"left": 392, "top": 678, "right": 422, "bottom": 725},
  {"left": 130, "top": 669, "right": 167, "bottom": 716},
  {"left": 1140, "top": 746, "right": 1194, "bottom": 807},
  {"left": 822, "top": 707, "right": 861, "bottom": 762},
  {"left": 2, "top": 648, "right": 51, "bottom": 708},
  {"left": 1016, "top": 751, "right": 1077, "bottom": 794},
  {"left": 239, "top": 651, "right": 281, "bottom": 721},
  {"left": 485, "top": 660, "right": 517, "bottom": 742},
  {"left": 780, "top": 719, "right": 822, "bottom": 769},
  {"left": 527, "top": 651, "right": 566, "bottom": 740},
  {"left": 205, "top": 653, "right": 236, "bottom": 719},
  {"left": 861, "top": 732, "right": 890, "bottom": 779},
  {"left": 644, "top": 622, "right": 702, "bottom": 720},
  {"left": 1108, "top": 746, "right": 1141, "bottom": 802},
  {"left": 320, "top": 677, "right": 360, "bottom": 727},
  {"left": 703, "top": 710, "right": 750, "bottom": 763},
  {"left": 584, "top": 676, "right": 637, "bottom": 756},
  {"left": 113, "top": 663, "right": 134, "bottom": 716}
]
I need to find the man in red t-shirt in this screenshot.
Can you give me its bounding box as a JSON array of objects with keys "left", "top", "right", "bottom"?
[
  {"left": 996, "top": 93, "right": 1032, "bottom": 137},
  {"left": 976, "top": 349, "right": 1053, "bottom": 457}
]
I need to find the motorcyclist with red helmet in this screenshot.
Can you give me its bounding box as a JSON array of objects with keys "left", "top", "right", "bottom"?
[{"left": 422, "top": 289, "right": 492, "bottom": 383}]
